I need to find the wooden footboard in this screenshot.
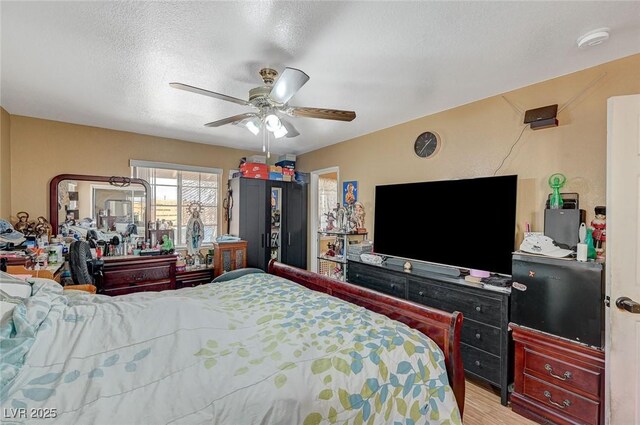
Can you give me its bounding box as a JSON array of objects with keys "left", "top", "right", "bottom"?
[{"left": 267, "top": 260, "right": 465, "bottom": 417}]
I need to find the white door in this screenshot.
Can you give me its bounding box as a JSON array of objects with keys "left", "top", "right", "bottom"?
[{"left": 606, "top": 94, "right": 640, "bottom": 424}]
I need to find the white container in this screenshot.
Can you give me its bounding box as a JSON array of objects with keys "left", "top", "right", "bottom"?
[
  {"left": 278, "top": 154, "right": 297, "bottom": 162},
  {"left": 247, "top": 155, "right": 267, "bottom": 164}
]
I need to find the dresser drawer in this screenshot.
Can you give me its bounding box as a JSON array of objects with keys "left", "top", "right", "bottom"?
[
  {"left": 176, "top": 269, "right": 214, "bottom": 289},
  {"left": 523, "top": 374, "right": 600, "bottom": 425},
  {"left": 524, "top": 348, "right": 602, "bottom": 399},
  {"left": 408, "top": 279, "right": 502, "bottom": 325},
  {"left": 102, "top": 280, "right": 173, "bottom": 296},
  {"left": 103, "top": 265, "right": 172, "bottom": 289},
  {"left": 348, "top": 263, "right": 406, "bottom": 298},
  {"left": 461, "top": 343, "right": 501, "bottom": 385},
  {"left": 461, "top": 318, "right": 501, "bottom": 356}
]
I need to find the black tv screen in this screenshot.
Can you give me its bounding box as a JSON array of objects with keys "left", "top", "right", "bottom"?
[{"left": 374, "top": 175, "right": 517, "bottom": 275}]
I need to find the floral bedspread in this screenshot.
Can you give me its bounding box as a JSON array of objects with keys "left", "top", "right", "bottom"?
[{"left": 0, "top": 273, "right": 461, "bottom": 424}]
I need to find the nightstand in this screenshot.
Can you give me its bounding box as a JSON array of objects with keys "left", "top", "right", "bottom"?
[
  {"left": 510, "top": 323, "right": 605, "bottom": 425},
  {"left": 213, "top": 241, "right": 247, "bottom": 277}
]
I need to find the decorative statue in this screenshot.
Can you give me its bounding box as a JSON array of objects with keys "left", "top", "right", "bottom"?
[
  {"left": 161, "top": 234, "right": 174, "bottom": 252},
  {"left": 335, "top": 203, "right": 347, "bottom": 232},
  {"left": 34, "top": 216, "right": 53, "bottom": 240},
  {"left": 353, "top": 202, "right": 366, "bottom": 230},
  {"left": 323, "top": 211, "right": 336, "bottom": 231},
  {"left": 591, "top": 206, "right": 606, "bottom": 259},
  {"left": 186, "top": 202, "right": 205, "bottom": 255}
]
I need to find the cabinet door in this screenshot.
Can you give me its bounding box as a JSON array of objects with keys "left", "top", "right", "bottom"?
[
  {"left": 239, "top": 179, "right": 267, "bottom": 269},
  {"left": 283, "top": 182, "right": 307, "bottom": 269}
]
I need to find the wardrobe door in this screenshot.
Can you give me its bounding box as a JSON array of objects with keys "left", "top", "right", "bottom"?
[
  {"left": 284, "top": 182, "right": 307, "bottom": 269},
  {"left": 239, "top": 179, "right": 267, "bottom": 270}
]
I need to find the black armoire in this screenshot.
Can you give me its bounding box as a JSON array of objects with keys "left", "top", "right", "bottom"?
[{"left": 229, "top": 178, "right": 307, "bottom": 270}]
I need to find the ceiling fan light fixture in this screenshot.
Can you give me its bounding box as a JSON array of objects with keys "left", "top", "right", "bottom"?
[
  {"left": 244, "top": 118, "right": 261, "bottom": 135},
  {"left": 265, "top": 114, "right": 282, "bottom": 132},
  {"left": 273, "top": 125, "right": 288, "bottom": 139}
]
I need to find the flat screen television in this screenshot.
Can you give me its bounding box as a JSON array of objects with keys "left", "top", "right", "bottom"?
[{"left": 374, "top": 175, "right": 517, "bottom": 275}]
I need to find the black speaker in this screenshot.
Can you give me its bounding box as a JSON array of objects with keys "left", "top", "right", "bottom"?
[
  {"left": 524, "top": 104, "right": 559, "bottom": 130},
  {"left": 544, "top": 209, "right": 585, "bottom": 250}
]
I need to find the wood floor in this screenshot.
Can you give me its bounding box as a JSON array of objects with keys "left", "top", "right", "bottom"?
[{"left": 463, "top": 378, "right": 536, "bottom": 425}]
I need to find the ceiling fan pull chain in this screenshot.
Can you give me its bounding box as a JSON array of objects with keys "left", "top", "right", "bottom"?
[
  {"left": 262, "top": 122, "right": 266, "bottom": 153},
  {"left": 267, "top": 130, "right": 271, "bottom": 159}
]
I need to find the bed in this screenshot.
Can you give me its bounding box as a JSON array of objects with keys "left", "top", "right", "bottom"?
[{"left": 1, "top": 262, "right": 464, "bottom": 424}]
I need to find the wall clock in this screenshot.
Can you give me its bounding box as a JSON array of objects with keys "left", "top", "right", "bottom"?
[{"left": 414, "top": 131, "right": 441, "bottom": 158}]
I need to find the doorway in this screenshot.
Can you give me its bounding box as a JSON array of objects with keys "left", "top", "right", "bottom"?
[{"left": 310, "top": 167, "right": 339, "bottom": 272}]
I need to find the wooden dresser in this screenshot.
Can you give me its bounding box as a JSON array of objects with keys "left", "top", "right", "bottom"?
[
  {"left": 347, "top": 259, "right": 512, "bottom": 405},
  {"left": 97, "top": 255, "right": 177, "bottom": 296},
  {"left": 510, "top": 324, "right": 605, "bottom": 425}
]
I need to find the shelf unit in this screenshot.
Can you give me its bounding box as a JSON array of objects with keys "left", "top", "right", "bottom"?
[{"left": 316, "top": 230, "right": 367, "bottom": 281}]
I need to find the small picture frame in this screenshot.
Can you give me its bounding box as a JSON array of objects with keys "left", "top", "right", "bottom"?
[{"left": 343, "top": 181, "right": 358, "bottom": 206}]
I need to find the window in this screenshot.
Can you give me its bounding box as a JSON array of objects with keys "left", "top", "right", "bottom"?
[{"left": 131, "top": 161, "right": 221, "bottom": 246}]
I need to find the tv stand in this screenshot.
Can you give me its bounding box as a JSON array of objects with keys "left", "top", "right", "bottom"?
[
  {"left": 385, "top": 257, "right": 461, "bottom": 277},
  {"left": 347, "top": 258, "right": 512, "bottom": 405}
]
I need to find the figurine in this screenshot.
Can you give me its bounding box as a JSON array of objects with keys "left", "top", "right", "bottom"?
[
  {"left": 591, "top": 206, "right": 606, "bottom": 259},
  {"left": 353, "top": 202, "right": 366, "bottom": 231},
  {"left": 326, "top": 242, "right": 336, "bottom": 257},
  {"left": 13, "top": 211, "right": 35, "bottom": 236},
  {"left": 34, "top": 216, "right": 53, "bottom": 240},
  {"left": 335, "top": 203, "right": 346, "bottom": 232},
  {"left": 186, "top": 202, "right": 205, "bottom": 255},
  {"left": 161, "top": 234, "right": 174, "bottom": 252},
  {"left": 323, "top": 211, "right": 336, "bottom": 231}
]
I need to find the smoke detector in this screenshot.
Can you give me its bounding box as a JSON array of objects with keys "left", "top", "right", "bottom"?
[{"left": 577, "top": 28, "right": 610, "bottom": 48}]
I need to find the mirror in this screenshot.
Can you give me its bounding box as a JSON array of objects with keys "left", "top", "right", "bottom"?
[{"left": 50, "top": 175, "right": 151, "bottom": 241}]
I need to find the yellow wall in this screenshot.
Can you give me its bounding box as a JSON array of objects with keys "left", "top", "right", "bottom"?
[
  {"left": 8, "top": 115, "right": 259, "bottom": 230},
  {"left": 298, "top": 54, "right": 640, "bottom": 254},
  {"left": 0, "top": 107, "right": 11, "bottom": 217}
]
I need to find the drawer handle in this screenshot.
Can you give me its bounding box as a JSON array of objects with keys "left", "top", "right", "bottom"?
[
  {"left": 474, "top": 360, "right": 481, "bottom": 367},
  {"left": 475, "top": 333, "right": 481, "bottom": 340},
  {"left": 475, "top": 306, "right": 482, "bottom": 312},
  {"left": 418, "top": 291, "right": 425, "bottom": 297},
  {"left": 543, "top": 390, "right": 571, "bottom": 409},
  {"left": 545, "top": 364, "right": 572, "bottom": 381}
]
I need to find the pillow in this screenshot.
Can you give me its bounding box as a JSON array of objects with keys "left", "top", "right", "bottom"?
[{"left": 211, "top": 268, "right": 265, "bottom": 283}]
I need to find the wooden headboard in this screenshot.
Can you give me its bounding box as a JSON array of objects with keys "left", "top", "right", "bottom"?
[{"left": 267, "top": 260, "right": 465, "bottom": 417}]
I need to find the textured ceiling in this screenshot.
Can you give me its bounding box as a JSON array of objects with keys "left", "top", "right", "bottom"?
[{"left": 1, "top": 1, "right": 639, "bottom": 154}]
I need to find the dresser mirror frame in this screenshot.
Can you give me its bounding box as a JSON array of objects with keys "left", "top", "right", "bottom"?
[{"left": 49, "top": 174, "right": 152, "bottom": 241}]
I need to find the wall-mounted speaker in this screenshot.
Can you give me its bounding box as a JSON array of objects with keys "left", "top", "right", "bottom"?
[{"left": 524, "top": 104, "right": 558, "bottom": 130}]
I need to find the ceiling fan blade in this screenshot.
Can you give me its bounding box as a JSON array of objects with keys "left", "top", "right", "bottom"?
[
  {"left": 170, "top": 82, "right": 251, "bottom": 107},
  {"left": 279, "top": 117, "right": 300, "bottom": 138},
  {"left": 204, "top": 113, "right": 258, "bottom": 127},
  {"left": 290, "top": 107, "right": 356, "bottom": 122},
  {"left": 269, "top": 67, "right": 310, "bottom": 104}
]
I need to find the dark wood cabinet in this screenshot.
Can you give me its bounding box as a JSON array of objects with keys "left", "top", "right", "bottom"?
[
  {"left": 229, "top": 178, "right": 307, "bottom": 270},
  {"left": 175, "top": 268, "right": 214, "bottom": 289},
  {"left": 347, "top": 259, "right": 512, "bottom": 405},
  {"left": 510, "top": 323, "right": 605, "bottom": 425},
  {"left": 97, "top": 255, "right": 177, "bottom": 296}
]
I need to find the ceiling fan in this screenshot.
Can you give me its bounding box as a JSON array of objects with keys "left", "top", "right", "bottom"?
[{"left": 170, "top": 67, "right": 356, "bottom": 139}]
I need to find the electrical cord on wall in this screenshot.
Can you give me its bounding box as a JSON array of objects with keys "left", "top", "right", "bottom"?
[{"left": 493, "top": 125, "right": 528, "bottom": 176}]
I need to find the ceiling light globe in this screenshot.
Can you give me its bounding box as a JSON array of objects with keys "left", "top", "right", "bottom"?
[{"left": 265, "top": 114, "right": 282, "bottom": 132}]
